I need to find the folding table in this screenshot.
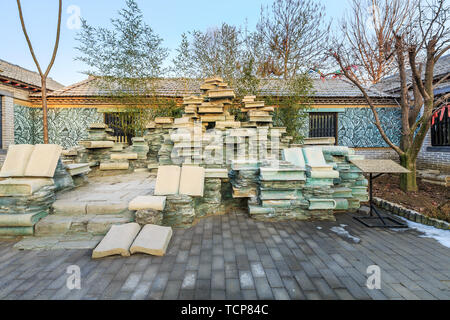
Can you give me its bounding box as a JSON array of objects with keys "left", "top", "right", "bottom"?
[{"left": 350, "top": 159, "right": 410, "bottom": 228}]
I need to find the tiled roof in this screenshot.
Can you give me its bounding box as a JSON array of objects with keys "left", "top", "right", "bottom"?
[
  {"left": 374, "top": 54, "right": 450, "bottom": 93},
  {"left": 0, "top": 59, "right": 64, "bottom": 91},
  {"left": 37, "top": 76, "right": 394, "bottom": 99}
]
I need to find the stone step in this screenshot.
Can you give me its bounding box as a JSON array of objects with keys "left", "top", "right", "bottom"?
[
  {"left": 35, "top": 213, "right": 134, "bottom": 236},
  {"left": 99, "top": 162, "right": 130, "bottom": 170},
  {"left": 52, "top": 200, "right": 128, "bottom": 216},
  {"left": 14, "top": 234, "right": 103, "bottom": 250}
]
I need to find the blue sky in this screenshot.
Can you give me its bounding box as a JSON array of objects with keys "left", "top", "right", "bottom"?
[{"left": 0, "top": 0, "right": 350, "bottom": 86}]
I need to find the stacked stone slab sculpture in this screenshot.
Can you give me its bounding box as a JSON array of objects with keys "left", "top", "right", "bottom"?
[
  {"left": 53, "top": 159, "right": 75, "bottom": 192},
  {"left": 153, "top": 165, "right": 199, "bottom": 228},
  {"left": 295, "top": 147, "right": 337, "bottom": 220},
  {"left": 0, "top": 144, "right": 64, "bottom": 236},
  {"left": 67, "top": 123, "right": 155, "bottom": 173},
  {"left": 128, "top": 195, "right": 166, "bottom": 226},
  {"left": 78, "top": 123, "right": 115, "bottom": 167},
  {"left": 226, "top": 146, "right": 369, "bottom": 222},
  {"left": 321, "top": 146, "right": 369, "bottom": 210},
  {"left": 229, "top": 160, "right": 259, "bottom": 198},
  {"left": 150, "top": 165, "right": 230, "bottom": 228},
  {"left": 248, "top": 159, "right": 309, "bottom": 221},
  {"left": 65, "top": 163, "right": 91, "bottom": 187},
  {"left": 241, "top": 96, "right": 275, "bottom": 127},
  {"left": 195, "top": 168, "right": 229, "bottom": 218},
  {"left": 198, "top": 77, "right": 238, "bottom": 129},
  {"left": 144, "top": 118, "right": 174, "bottom": 171}
]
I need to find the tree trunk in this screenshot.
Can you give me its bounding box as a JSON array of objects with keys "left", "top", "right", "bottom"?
[
  {"left": 41, "top": 77, "right": 49, "bottom": 144},
  {"left": 399, "top": 153, "right": 418, "bottom": 192}
]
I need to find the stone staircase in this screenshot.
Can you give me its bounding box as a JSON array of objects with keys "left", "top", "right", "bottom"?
[{"left": 34, "top": 200, "right": 134, "bottom": 236}]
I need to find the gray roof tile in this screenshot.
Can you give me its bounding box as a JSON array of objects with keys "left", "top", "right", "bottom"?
[
  {"left": 37, "top": 76, "right": 394, "bottom": 99},
  {"left": 0, "top": 59, "right": 64, "bottom": 91}
]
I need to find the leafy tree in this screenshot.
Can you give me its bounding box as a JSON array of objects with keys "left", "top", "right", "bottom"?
[
  {"left": 266, "top": 74, "right": 313, "bottom": 143},
  {"left": 171, "top": 33, "right": 195, "bottom": 79},
  {"left": 75, "top": 0, "right": 169, "bottom": 138}
]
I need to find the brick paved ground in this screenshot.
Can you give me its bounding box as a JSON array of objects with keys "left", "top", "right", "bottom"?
[{"left": 0, "top": 211, "right": 449, "bottom": 300}]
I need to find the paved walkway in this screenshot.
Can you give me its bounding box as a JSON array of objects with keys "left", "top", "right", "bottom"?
[
  {"left": 56, "top": 171, "right": 155, "bottom": 205},
  {"left": 0, "top": 211, "right": 449, "bottom": 300}
]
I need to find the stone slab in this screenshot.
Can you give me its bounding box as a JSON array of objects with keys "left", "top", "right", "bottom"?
[
  {"left": 0, "top": 226, "right": 34, "bottom": 236},
  {"left": 308, "top": 170, "right": 340, "bottom": 179},
  {"left": 179, "top": 166, "right": 205, "bottom": 197},
  {"left": 0, "top": 211, "right": 47, "bottom": 227},
  {"left": 259, "top": 190, "right": 302, "bottom": 200},
  {"left": 65, "top": 163, "right": 91, "bottom": 176},
  {"left": 35, "top": 216, "right": 72, "bottom": 235},
  {"left": 260, "top": 170, "right": 306, "bottom": 181},
  {"left": 24, "top": 144, "right": 63, "bottom": 177},
  {"left": 129, "top": 196, "right": 166, "bottom": 211},
  {"left": 308, "top": 199, "right": 336, "bottom": 210},
  {"left": 111, "top": 153, "right": 138, "bottom": 160},
  {"left": 0, "top": 178, "right": 54, "bottom": 196},
  {"left": 86, "top": 203, "right": 128, "bottom": 215},
  {"left": 83, "top": 141, "right": 115, "bottom": 149},
  {"left": 205, "top": 169, "right": 229, "bottom": 179},
  {"left": 87, "top": 215, "right": 134, "bottom": 235},
  {"left": 302, "top": 147, "right": 333, "bottom": 171},
  {"left": 52, "top": 200, "right": 87, "bottom": 215},
  {"left": 0, "top": 144, "right": 34, "bottom": 177},
  {"left": 334, "top": 199, "right": 349, "bottom": 210},
  {"left": 92, "top": 222, "right": 141, "bottom": 259},
  {"left": 303, "top": 137, "right": 336, "bottom": 145},
  {"left": 99, "top": 162, "right": 129, "bottom": 170},
  {"left": 154, "top": 166, "right": 181, "bottom": 196},
  {"left": 130, "top": 224, "right": 173, "bottom": 256},
  {"left": 90, "top": 123, "right": 108, "bottom": 129},
  {"left": 282, "top": 148, "right": 306, "bottom": 168}
]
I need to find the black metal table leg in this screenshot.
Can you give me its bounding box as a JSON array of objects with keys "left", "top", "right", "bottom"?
[{"left": 353, "top": 173, "right": 407, "bottom": 228}]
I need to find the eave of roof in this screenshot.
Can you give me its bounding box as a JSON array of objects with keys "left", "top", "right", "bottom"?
[{"left": 0, "top": 59, "right": 64, "bottom": 91}]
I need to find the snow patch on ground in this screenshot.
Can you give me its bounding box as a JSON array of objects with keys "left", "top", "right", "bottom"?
[
  {"left": 330, "top": 226, "right": 361, "bottom": 244},
  {"left": 316, "top": 227, "right": 322, "bottom": 230},
  {"left": 396, "top": 217, "right": 450, "bottom": 248}
]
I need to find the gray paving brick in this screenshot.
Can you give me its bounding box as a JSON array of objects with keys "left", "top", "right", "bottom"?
[
  {"left": 255, "top": 277, "right": 274, "bottom": 300},
  {"left": 1, "top": 211, "right": 449, "bottom": 301},
  {"left": 312, "top": 278, "right": 338, "bottom": 299},
  {"left": 197, "top": 263, "right": 212, "bottom": 280},
  {"left": 226, "top": 278, "right": 242, "bottom": 300},
  {"left": 163, "top": 280, "right": 181, "bottom": 299},
  {"left": 282, "top": 277, "right": 305, "bottom": 300},
  {"left": 273, "top": 287, "right": 290, "bottom": 300},
  {"left": 121, "top": 272, "right": 142, "bottom": 291},
  {"left": 212, "top": 270, "right": 225, "bottom": 290},
  {"left": 181, "top": 271, "right": 197, "bottom": 290},
  {"left": 239, "top": 270, "right": 255, "bottom": 290}
]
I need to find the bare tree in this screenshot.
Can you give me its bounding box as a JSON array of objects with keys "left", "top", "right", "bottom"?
[
  {"left": 331, "top": 0, "right": 450, "bottom": 191},
  {"left": 257, "top": 0, "right": 330, "bottom": 79},
  {"left": 17, "top": 0, "right": 62, "bottom": 144}
]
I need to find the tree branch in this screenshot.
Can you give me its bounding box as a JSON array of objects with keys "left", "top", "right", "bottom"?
[
  {"left": 434, "top": 92, "right": 450, "bottom": 108},
  {"left": 408, "top": 47, "right": 429, "bottom": 100},
  {"left": 16, "top": 0, "right": 43, "bottom": 76},
  {"left": 334, "top": 52, "right": 404, "bottom": 156},
  {"left": 44, "top": 0, "right": 62, "bottom": 77}
]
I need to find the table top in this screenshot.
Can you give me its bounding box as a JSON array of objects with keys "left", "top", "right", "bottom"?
[{"left": 350, "top": 159, "right": 411, "bottom": 174}]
